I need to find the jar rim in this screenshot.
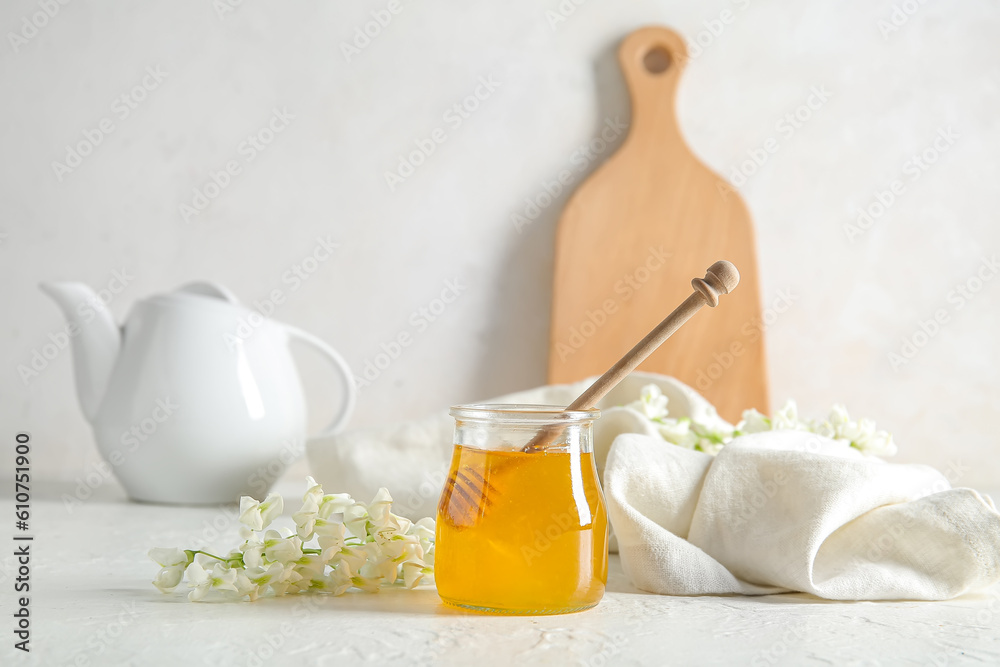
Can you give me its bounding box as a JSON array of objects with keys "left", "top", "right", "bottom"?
[{"left": 450, "top": 403, "right": 600, "bottom": 423}]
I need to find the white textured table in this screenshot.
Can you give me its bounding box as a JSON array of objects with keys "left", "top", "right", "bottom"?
[{"left": 4, "top": 480, "right": 999, "bottom": 667}]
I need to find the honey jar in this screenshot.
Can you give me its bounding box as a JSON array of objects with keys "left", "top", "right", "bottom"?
[{"left": 435, "top": 404, "right": 607, "bottom": 614}]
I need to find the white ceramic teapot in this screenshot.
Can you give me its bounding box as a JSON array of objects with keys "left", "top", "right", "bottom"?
[{"left": 40, "top": 280, "right": 356, "bottom": 504}]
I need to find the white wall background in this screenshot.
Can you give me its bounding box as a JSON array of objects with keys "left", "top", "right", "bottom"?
[{"left": 2, "top": 0, "right": 998, "bottom": 487}]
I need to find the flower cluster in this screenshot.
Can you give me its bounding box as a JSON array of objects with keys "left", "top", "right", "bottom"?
[
  {"left": 149, "top": 478, "right": 435, "bottom": 602},
  {"left": 738, "top": 400, "right": 897, "bottom": 456},
  {"left": 626, "top": 384, "right": 897, "bottom": 457}
]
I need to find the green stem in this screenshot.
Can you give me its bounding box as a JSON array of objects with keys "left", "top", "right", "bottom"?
[{"left": 186, "top": 549, "right": 241, "bottom": 564}]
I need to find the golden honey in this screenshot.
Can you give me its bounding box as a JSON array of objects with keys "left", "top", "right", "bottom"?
[{"left": 435, "top": 444, "right": 608, "bottom": 614}]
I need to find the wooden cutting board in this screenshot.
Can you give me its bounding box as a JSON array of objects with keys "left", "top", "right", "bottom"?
[{"left": 548, "top": 26, "right": 769, "bottom": 422}]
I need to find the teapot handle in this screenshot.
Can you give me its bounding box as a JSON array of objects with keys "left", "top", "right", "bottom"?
[{"left": 284, "top": 325, "right": 357, "bottom": 437}]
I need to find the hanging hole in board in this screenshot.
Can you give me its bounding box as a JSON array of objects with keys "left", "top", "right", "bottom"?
[{"left": 643, "top": 47, "right": 671, "bottom": 74}]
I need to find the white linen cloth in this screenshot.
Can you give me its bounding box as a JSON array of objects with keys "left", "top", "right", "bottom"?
[
  {"left": 308, "top": 373, "right": 1000, "bottom": 600},
  {"left": 606, "top": 432, "right": 1000, "bottom": 600}
]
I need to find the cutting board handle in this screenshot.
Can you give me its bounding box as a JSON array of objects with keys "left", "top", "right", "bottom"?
[{"left": 618, "top": 26, "right": 689, "bottom": 143}]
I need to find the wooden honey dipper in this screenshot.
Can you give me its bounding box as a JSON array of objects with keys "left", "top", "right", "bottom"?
[{"left": 440, "top": 261, "right": 740, "bottom": 526}]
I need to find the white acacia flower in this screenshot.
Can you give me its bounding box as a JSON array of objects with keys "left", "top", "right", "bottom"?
[
  {"left": 293, "top": 553, "right": 326, "bottom": 580},
  {"left": 370, "top": 520, "right": 403, "bottom": 546},
  {"left": 772, "top": 400, "right": 809, "bottom": 431},
  {"left": 360, "top": 544, "right": 401, "bottom": 582},
  {"left": 153, "top": 565, "right": 186, "bottom": 593},
  {"left": 392, "top": 514, "right": 414, "bottom": 535},
  {"left": 302, "top": 476, "right": 324, "bottom": 506},
  {"left": 287, "top": 559, "right": 325, "bottom": 594},
  {"left": 292, "top": 477, "right": 327, "bottom": 540},
  {"left": 401, "top": 561, "right": 432, "bottom": 589},
  {"left": 149, "top": 547, "right": 193, "bottom": 593},
  {"left": 657, "top": 418, "right": 697, "bottom": 449},
  {"left": 810, "top": 404, "right": 843, "bottom": 440},
  {"left": 859, "top": 428, "right": 897, "bottom": 457},
  {"left": 627, "top": 384, "right": 669, "bottom": 420},
  {"left": 367, "top": 488, "right": 394, "bottom": 527},
  {"left": 241, "top": 534, "right": 263, "bottom": 569},
  {"left": 736, "top": 408, "right": 771, "bottom": 434},
  {"left": 149, "top": 547, "right": 190, "bottom": 568},
  {"left": 187, "top": 561, "right": 239, "bottom": 602},
  {"left": 317, "top": 492, "right": 355, "bottom": 519},
  {"left": 269, "top": 568, "right": 300, "bottom": 597},
  {"left": 241, "top": 530, "right": 303, "bottom": 568},
  {"left": 408, "top": 518, "right": 436, "bottom": 568},
  {"left": 408, "top": 517, "right": 435, "bottom": 542},
  {"left": 351, "top": 574, "right": 383, "bottom": 593},
  {"left": 264, "top": 533, "right": 303, "bottom": 564},
  {"left": 293, "top": 501, "right": 320, "bottom": 540},
  {"left": 828, "top": 403, "right": 851, "bottom": 428},
  {"left": 842, "top": 416, "right": 896, "bottom": 457},
  {"left": 316, "top": 520, "right": 347, "bottom": 559},
  {"left": 847, "top": 415, "right": 875, "bottom": 443},
  {"left": 234, "top": 569, "right": 259, "bottom": 601},
  {"left": 333, "top": 544, "right": 368, "bottom": 574},
  {"left": 327, "top": 565, "right": 355, "bottom": 595},
  {"left": 343, "top": 504, "right": 369, "bottom": 540},
  {"left": 239, "top": 493, "right": 283, "bottom": 531},
  {"left": 380, "top": 534, "right": 421, "bottom": 564},
  {"left": 228, "top": 562, "right": 280, "bottom": 599}
]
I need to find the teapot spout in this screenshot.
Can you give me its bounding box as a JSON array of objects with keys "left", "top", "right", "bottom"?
[{"left": 39, "top": 282, "right": 121, "bottom": 421}]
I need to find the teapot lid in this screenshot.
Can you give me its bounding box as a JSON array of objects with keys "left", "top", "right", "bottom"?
[{"left": 171, "top": 281, "right": 241, "bottom": 304}]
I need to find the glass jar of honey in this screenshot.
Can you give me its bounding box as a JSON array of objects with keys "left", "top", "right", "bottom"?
[{"left": 435, "top": 404, "right": 608, "bottom": 615}]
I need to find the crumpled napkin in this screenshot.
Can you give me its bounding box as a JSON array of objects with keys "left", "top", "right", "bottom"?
[{"left": 606, "top": 431, "right": 1000, "bottom": 600}]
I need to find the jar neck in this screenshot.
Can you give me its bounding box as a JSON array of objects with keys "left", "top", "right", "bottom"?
[{"left": 450, "top": 404, "right": 600, "bottom": 453}]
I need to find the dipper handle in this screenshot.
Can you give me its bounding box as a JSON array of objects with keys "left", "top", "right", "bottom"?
[{"left": 526, "top": 261, "right": 740, "bottom": 450}]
